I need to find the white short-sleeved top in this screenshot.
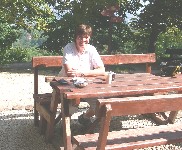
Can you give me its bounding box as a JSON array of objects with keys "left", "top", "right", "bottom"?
[{"left": 59, "top": 42, "right": 104, "bottom": 76}]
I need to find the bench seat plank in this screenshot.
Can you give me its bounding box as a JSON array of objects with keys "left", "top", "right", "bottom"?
[
  {"left": 73, "top": 94, "right": 182, "bottom": 149},
  {"left": 96, "top": 94, "right": 182, "bottom": 117},
  {"left": 73, "top": 123, "right": 182, "bottom": 150}
]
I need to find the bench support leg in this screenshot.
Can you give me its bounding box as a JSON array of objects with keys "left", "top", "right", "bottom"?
[
  {"left": 168, "top": 111, "right": 179, "bottom": 124},
  {"left": 148, "top": 111, "right": 179, "bottom": 125},
  {"left": 34, "top": 101, "right": 39, "bottom": 126},
  {"left": 46, "top": 90, "right": 58, "bottom": 142},
  {"left": 40, "top": 115, "right": 47, "bottom": 134}
]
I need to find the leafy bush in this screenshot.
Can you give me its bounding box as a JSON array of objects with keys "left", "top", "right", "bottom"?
[
  {"left": 0, "top": 47, "right": 59, "bottom": 64},
  {"left": 0, "top": 20, "right": 20, "bottom": 50},
  {"left": 156, "top": 27, "right": 182, "bottom": 60}
]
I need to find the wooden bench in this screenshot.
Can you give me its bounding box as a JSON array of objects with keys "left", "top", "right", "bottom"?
[
  {"left": 32, "top": 53, "right": 156, "bottom": 140},
  {"left": 73, "top": 94, "right": 182, "bottom": 150},
  {"left": 32, "top": 56, "right": 62, "bottom": 135}
]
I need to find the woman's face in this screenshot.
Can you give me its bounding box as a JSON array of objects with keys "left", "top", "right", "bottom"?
[{"left": 75, "top": 35, "right": 90, "bottom": 52}]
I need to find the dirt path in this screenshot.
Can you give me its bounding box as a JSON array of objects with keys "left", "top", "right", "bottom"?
[{"left": 0, "top": 62, "right": 53, "bottom": 111}]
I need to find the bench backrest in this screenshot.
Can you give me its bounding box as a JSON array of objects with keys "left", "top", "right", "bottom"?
[
  {"left": 32, "top": 53, "right": 156, "bottom": 94},
  {"left": 32, "top": 53, "right": 156, "bottom": 67},
  {"left": 95, "top": 94, "right": 182, "bottom": 149}
]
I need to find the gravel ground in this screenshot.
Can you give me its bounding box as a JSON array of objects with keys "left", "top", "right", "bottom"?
[{"left": 1, "top": 63, "right": 182, "bottom": 150}]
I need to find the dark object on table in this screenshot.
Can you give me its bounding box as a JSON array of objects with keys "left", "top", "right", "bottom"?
[
  {"left": 58, "top": 78, "right": 69, "bottom": 85},
  {"left": 160, "top": 60, "right": 181, "bottom": 77}
]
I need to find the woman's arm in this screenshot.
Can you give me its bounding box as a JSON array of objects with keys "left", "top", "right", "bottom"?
[
  {"left": 81, "top": 66, "right": 105, "bottom": 77},
  {"left": 64, "top": 64, "right": 105, "bottom": 77}
]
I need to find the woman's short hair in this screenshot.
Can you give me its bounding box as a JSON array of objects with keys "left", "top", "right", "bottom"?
[{"left": 74, "top": 24, "right": 92, "bottom": 41}]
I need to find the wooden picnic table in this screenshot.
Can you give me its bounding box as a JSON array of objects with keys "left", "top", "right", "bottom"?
[{"left": 49, "top": 73, "right": 182, "bottom": 149}]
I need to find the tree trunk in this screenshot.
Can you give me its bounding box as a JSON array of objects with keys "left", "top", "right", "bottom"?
[
  {"left": 108, "top": 21, "right": 113, "bottom": 54},
  {"left": 148, "top": 24, "right": 166, "bottom": 53},
  {"left": 148, "top": 30, "right": 158, "bottom": 53}
]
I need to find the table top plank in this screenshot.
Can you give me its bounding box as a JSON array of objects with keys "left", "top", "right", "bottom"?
[{"left": 50, "top": 73, "right": 182, "bottom": 100}]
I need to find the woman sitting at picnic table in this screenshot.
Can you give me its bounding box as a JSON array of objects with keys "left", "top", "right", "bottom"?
[{"left": 59, "top": 24, "right": 105, "bottom": 126}]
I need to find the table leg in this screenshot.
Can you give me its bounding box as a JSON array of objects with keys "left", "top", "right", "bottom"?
[
  {"left": 168, "top": 111, "right": 179, "bottom": 124},
  {"left": 61, "top": 94, "right": 72, "bottom": 150},
  {"left": 46, "top": 89, "right": 59, "bottom": 141}
]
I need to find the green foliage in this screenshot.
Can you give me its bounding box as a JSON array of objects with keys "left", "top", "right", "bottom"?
[
  {"left": 156, "top": 27, "right": 182, "bottom": 60},
  {"left": 0, "top": 47, "right": 58, "bottom": 64},
  {"left": 0, "top": 19, "right": 20, "bottom": 50},
  {"left": 131, "top": 0, "right": 182, "bottom": 53},
  {"left": 1, "top": 0, "right": 182, "bottom": 65},
  {"left": 0, "top": 0, "right": 55, "bottom": 29},
  {"left": 13, "top": 29, "right": 48, "bottom": 48},
  {"left": 1, "top": 47, "right": 29, "bottom": 64},
  {"left": 42, "top": 0, "right": 142, "bottom": 54},
  {"left": 0, "top": 22, "right": 58, "bottom": 65}
]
